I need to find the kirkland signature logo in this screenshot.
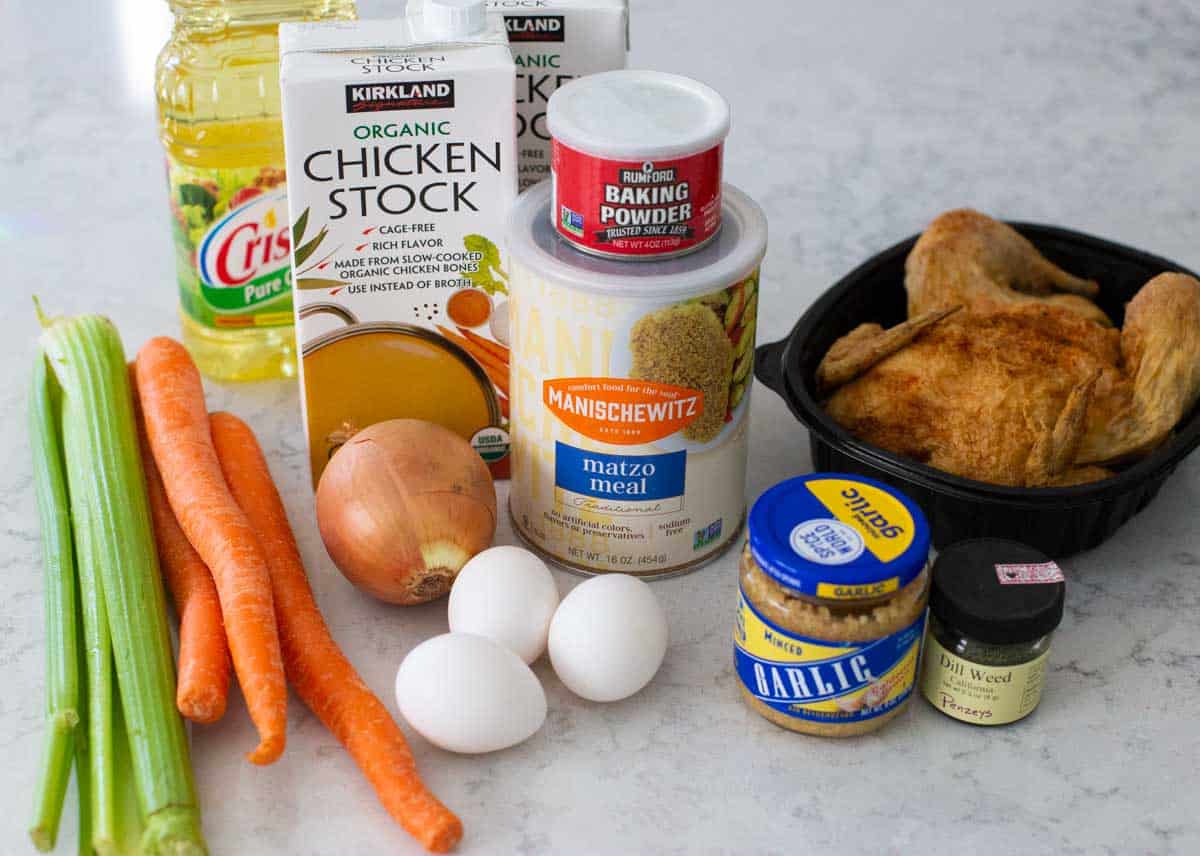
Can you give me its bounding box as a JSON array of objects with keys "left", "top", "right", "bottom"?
[
  {"left": 504, "top": 14, "right": 565, "bottom": 42},
  {"left": 344, "top": 80, "right": 455, "bottom": 113}
]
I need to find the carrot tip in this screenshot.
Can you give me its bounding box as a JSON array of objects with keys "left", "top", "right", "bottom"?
[
  {"left": 246, "top": 733, "right": 286, "bottom": 766},
  {"left": 178, "top": 693, "right": 227, "bottom": 726},
  {"left": 423, "top": 818, "right": 464, "bottom": 853}
]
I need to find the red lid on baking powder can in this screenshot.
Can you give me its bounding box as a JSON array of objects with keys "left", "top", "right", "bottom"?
[{"left": 548, "top": 70, "right": 731, "bottom": 260}]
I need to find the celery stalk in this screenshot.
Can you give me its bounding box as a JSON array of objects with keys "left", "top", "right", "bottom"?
[
  {"left": 42, "top": 315, "right": 206, "bottom": 856},
  {"left": 29, "top": 729, "right": 74, "bottom": 852},
  {"left": 113, "top": 695, "right": 147, "bottom": 855},
  {"left": 28, "top": 352, "right": 81, "bottom": 852},
  {"left": 64, "top": 381, "right": 118, "bottom": 855},
  {"left": 76, "top": 741, "right": 93, "bottom": 856},
  {"left": 74, "top": 592, "right": 93, "bottom": 856}
]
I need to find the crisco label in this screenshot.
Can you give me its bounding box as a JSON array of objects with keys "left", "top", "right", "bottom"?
[
  {"left": 734, "top": 585, "right": 926, "bottom": 724},
  {"left": 197, "top": 191, "right": 292, "bottom": 313},
  {"left": 166, "top": 158, "right": 294, "bottom": 329}
]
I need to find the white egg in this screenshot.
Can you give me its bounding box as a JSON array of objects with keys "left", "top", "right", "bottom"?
[
  {"left": 448, "top": 546, "right": 560, "bottom": 664},
  {"left": 395, "top": 633, "right": 546, "bottom": 753},
  {"left": 548, "top": 574, "right": 668, "bottom": 703}
]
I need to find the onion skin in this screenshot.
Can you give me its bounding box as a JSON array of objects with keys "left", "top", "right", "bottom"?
[{"left": 316, "top": 419, "right": 497, "bottom": 605}]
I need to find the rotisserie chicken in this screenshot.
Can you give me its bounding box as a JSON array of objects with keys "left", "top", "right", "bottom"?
[{"left": 818, "top": 210, "right": 1200, "bottom": 487}]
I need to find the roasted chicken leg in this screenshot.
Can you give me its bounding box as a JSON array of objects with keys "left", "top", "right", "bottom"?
[{"left": 906, "top": 209, "right": 1110, "bottom": 326}]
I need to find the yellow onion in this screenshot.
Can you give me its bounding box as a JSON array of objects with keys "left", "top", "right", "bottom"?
[{"left": 316, "top": 419, "right": 496, "bottom": 604}]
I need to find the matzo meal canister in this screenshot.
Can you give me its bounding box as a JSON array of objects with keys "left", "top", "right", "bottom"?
[
  {"left": 548, "top": 69, "right": 730, "bottom": 259},
  {"left": 735, "top": 475, "right": 932, "bottom": 736},
  {"left": 507, "top": 181, "right": 766, "bottom": 577}
]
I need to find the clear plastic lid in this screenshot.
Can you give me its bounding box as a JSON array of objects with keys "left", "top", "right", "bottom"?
[{"left": 507, "top": 182, "right": 766, "bottom": 299}]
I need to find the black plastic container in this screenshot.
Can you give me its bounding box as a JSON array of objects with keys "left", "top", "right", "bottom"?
[{"left": 755, "top": 223, "right": 1200, "bottom": 558}]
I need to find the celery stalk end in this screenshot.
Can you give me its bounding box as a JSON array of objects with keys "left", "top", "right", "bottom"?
[{"left": 142, "top": 807, "right": 208, "bottom": 856}]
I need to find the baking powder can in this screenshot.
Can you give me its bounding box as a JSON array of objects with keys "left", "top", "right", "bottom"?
[
  {"left": 548, "top": 69, "right": 731, "bottom": 259},
  {"left": 507, "top": 181, "right": 767, "bottom": 577}
]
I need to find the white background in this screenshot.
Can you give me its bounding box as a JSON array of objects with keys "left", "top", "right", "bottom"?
[{"left": 2, "top": 1, "right": 1198, "bottom": 854}]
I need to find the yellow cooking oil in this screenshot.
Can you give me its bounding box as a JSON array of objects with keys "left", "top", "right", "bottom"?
[{"left": 156, "top": 0, "right": 355, "bottom": 380}]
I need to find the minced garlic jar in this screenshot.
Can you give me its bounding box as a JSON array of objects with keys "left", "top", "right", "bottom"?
[{"left": 734, "top": 474, "right": 931, "bottom": 737}]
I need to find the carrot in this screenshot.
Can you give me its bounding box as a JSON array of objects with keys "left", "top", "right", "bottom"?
[
  {"left": 130, "top": 366, "right": 230, "bottom": 724},
  {"left": 479, "top": 361, "right": 510, "bottom": 399},
  {"left": 436, "top": 326, "right": 510, "bottom": 397},
  {"left": 208, "top": 411, "right": 463, "bottom": 854},
  {"left": 436, "top": 325, "right": 499, "bottom": 367},
  {"left": 134, "top": 338, "right": 286, "bottom": 765},
  {"left": 456, "top": 327, "right": 509, "bottom": 364}
]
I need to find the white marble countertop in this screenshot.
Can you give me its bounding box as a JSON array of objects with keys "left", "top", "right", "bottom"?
[{"left": 3, "top": 1, "right": 1199, "bottom": 854}]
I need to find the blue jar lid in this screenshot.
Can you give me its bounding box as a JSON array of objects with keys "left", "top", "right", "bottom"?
[{"left": 747, "top": 474, "right": 931, "bottom": 600}]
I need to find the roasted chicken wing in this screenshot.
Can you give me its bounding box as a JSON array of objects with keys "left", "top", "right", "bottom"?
[{"left": 818, "top": 211, "right": 1200, "bottom": 487}]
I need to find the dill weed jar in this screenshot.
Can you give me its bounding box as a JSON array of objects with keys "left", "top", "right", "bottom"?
[
  {"left": 734, "top": 475, "right": 931, "bottom": 737},
  {"left": 920, "top": 539, "right": 1065, "bottom": 726}
]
